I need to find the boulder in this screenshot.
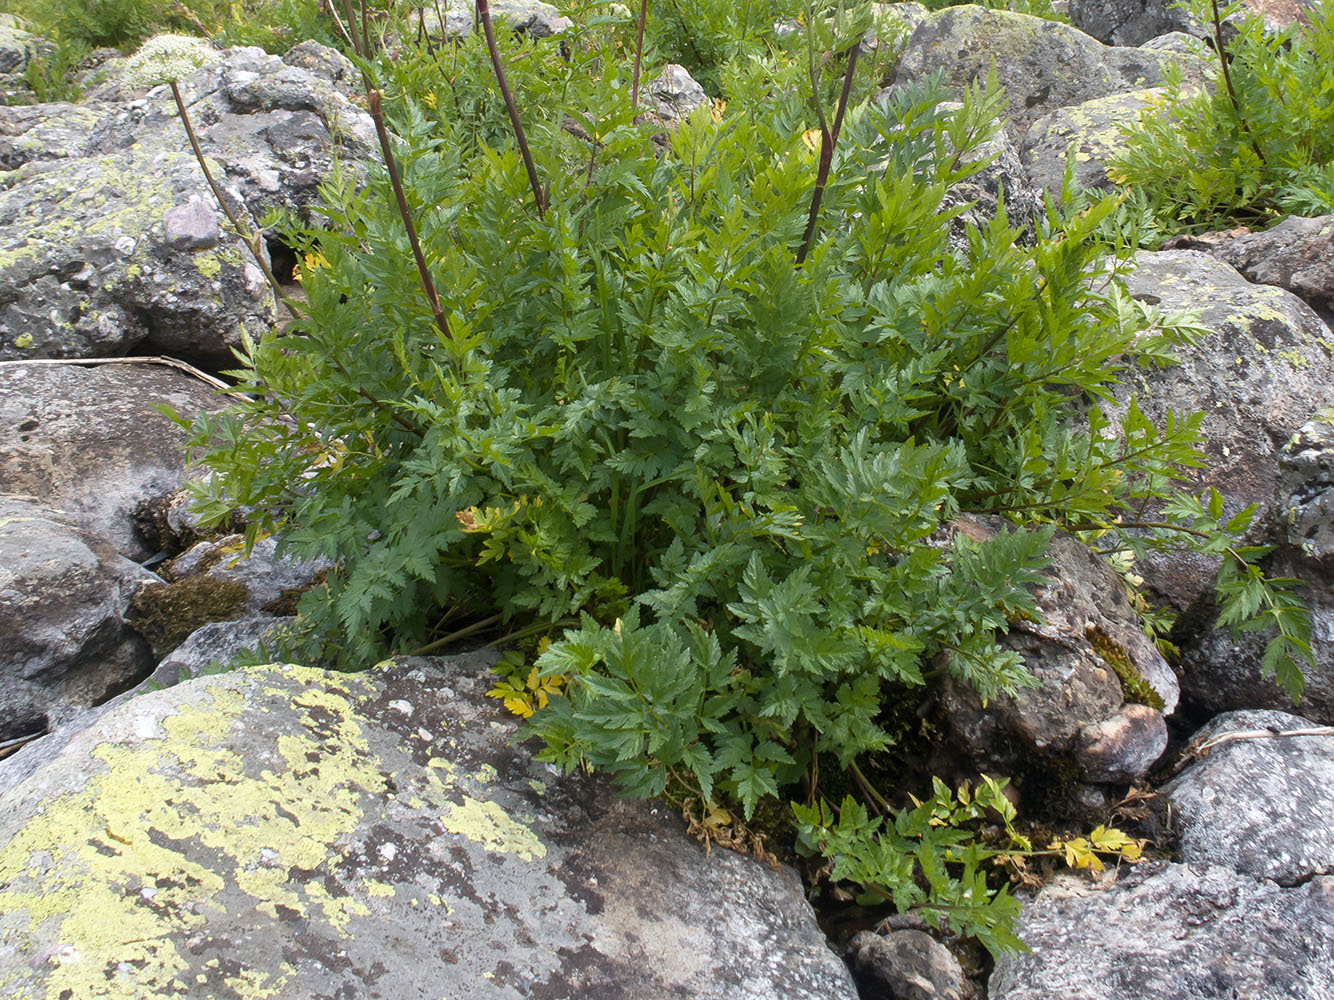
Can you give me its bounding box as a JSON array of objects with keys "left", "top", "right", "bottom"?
[
  {"left": 942, "top": 117, "right": 1044, "bottom": 247},
  {"left": 1162, "top": 709, "right": 1334, "bottom": 885},
  {"left": 1067, "top": 0, "right": 1198, "bottom": 46},
  {"left": 1115, "top": 249, "right": 1334, "bottom": 608},
  {"left": 0, "top": 43, "right": 379, "bottom": 364},
  {"left": 1187, "top": 215, "right": 1334, "bottom": 323},
  {"left": 163, "top": 533, "right": 332, "bottom": 615},
  {"left": 0, "top": 148, "right": 276, "bottom": 365},
  {"left": 844, "top": 928, "right": 966, "bottom": 1000},
  {"left": 1021, "top": 88, "right": 1167, "bottom": 197},
  {"left": 146, "top": 615, "right": 296, "bottom": 689},
  {"left": 0, "top": 16, "right": 53, "bottom": 105},
  {"left": 0, "top": 499, "right": 157, "bottom": 744},
  {"left": 0, "top": 655, "right": 857, "bottom": 999},
  {"left": 1070, "top": 0, "right": 1317, "bottom": 46},
  {"left": 0, "top": 102, "right": 104, "bottom": 170},
  {"left": 941, "top": 521, "right": 1175, "bottom": 785},
  {"left": 989, "top": 864, "right": 1334, "bottom": 1000},
  {"left": 891, "top": 5, "right": 1207, "bottom": 133},
  {"left": 1177, "top": 547, "right": 1334, "bottom": 724},
  {"left": 0, "top": 362, "right": 227, "bottom": 561},
  {"left": 83, "top": 44, "right": 377, "bottom": 222},
  {"left": 409, "top": 0, "right": 572, "bottom": 42},
  {"left": 647, "top": 64, "right": 709, "bottom": 122}
]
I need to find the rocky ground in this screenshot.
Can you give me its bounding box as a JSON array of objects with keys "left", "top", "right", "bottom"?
[{"left": 1, "top": 2, "right": 1332, "bottom": 998}]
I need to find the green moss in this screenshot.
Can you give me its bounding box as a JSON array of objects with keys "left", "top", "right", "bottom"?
[
  {"left": 1086, "top": 624, "right": 1165, "bottom": 711},
  {"left": 128, "top": 576, "right": 249, "bottom": 659}
]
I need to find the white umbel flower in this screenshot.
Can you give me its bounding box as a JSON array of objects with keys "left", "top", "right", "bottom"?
[{"left": 123, "top": 33, "right": 220, "bottom": 87}]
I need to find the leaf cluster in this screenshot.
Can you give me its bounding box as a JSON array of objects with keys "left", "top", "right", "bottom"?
[{"left": 1111, "top": 0, "right": 1334, "bottom": 231}]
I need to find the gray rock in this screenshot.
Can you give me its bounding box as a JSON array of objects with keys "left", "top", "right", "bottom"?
[
  {"left": 0, "top": 499, "right": 157, "bottom": 743},
  {"left": 1116, "top": 249, "right": 1334, "bottom": 609},
  {"left": 162, "top": 197, "right": 220, "bottom": 251},
  {"left": 942, "top": 522, "right": 1175, "bottom": 780},
  {"left": 0, "top": 18, "right": 53, "bottom": 104},
  {"left": 1281, "top": 406, "right": 1334, "bottom": 562},
  {"left": 647, "top": 63, "right": 709, "bottom": 121},
  {"left": 1162, "top": 709, "right": 1334, "bottom": 885},
  {"left": 0, "top": 148, "right": 276, "bottom": 365},
  {"left": 990, "top": 864, "right": 1334, "bottom": 1000},
  {"left": 1021, "top": 88, "right": 1167, "bottom": 197},
  {"left": 146, "top": 615, "right": 297, "bottom": 688},
  {"left": 891, "top": 5, "right": 1208, "bottom": 134},
  {"left": 1067, "top": 0, "right": 1197, "bottom": 45},
  {"left": 845, "top": 928, "right": 965, "bottom": 1000},
  {"left": 1070, "top": 0, "right": 1316, "bottom": 45},
  {"left": 165, "top": 533, "right": 331, "bottom": 614},
  {"left": 280, "top": 39, "right": 360, "bottom": 98},
  {"left": 1177, "top": 549, "right": 1334, "bottom": 724},
  {"left": 0, "top": 362, "right": 227, "bottom": 561},
  {"left": 0, "top": 655, "right": 857, "bottom": 1000},
  {"left": 0, "top": 102, "right": 104, "bottom": 170},
  {"left": 410, "top": 0, "right": 572, "bottom": 42},
  {"left": 1075, "top": 702, "right": 1168, "bottom": 783},
  {"left": 1209, "top": 215, "right": 1334, "bottom": 322},
  {"left": 941, "top": 116, "right": 1044, "bottom": 248}
]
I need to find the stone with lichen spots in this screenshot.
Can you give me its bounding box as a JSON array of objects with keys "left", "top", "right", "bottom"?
[
  {"left": 1112, "top": 249, "right": 1334, "bottom": 610},
  {"left": 0, "top": 654, "right": 857, "bottom": 1000},
  {"left": 889, "top": 5, "right": 1209, "bottom": 134}
]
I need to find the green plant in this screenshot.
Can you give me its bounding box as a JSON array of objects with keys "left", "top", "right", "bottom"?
[
  {"left": 177, "top": 0, "right": 1309, "bottom": 951},
  {"left": 1111, "top": 0, "right": 1334, "bottom": 231}
]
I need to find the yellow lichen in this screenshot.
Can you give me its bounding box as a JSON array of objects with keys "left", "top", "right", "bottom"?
[{"left": 440, "top": 798, "right": 547, "bottom": 863}]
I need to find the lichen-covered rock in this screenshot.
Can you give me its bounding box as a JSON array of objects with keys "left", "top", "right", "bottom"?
[
  {"left": 0, "top": 148, "right": 276, "bottom": 365},
  {"left": 164, "top": 533, "right": 332, "bottom": 615},
  {"left": 0, "top": 655, "right": 857, "bottom": 1000},
  {"left": 989, "top": 864, "right": 1334, "bottom": 1000},
  {"left": 844, "top": 928, "right": 965, "bottom": 1000},
  {"left": 1207, "top": 215, "right": 1334, "bottom": 322},
  {"left": 0, "top": 363, "right": 227, "bottom": 561},
  {"left": 1280, "top": 406, "right": 1334, "bottom": 561},
  {"left": 1021, "top": 88, "right": 1167, "bottom": 197},
  {"left": 1162, "top": 709, "right": 1334, "bottom": 885},
  {"left": 1116, "top": 249, "right": 1334, "bottom": 608},
  {"left": 891, "top": 5, "right": 1207, "bottom": 133},
  {"left": 0, "top": 499, "right": 157, "bottom": 744},
  {"left": 941, "top": 521, "right": 1174, "bottom": 782},
  {"left": 0, "top": 102, "right": 104, "bottom": 170}
]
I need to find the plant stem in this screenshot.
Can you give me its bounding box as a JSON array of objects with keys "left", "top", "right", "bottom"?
[
  {"left": 366, "top": 89, "right": 455, "bottom": 344},
  {"left": 796, "top": 40, "right": 860, "bottom": 266},
  {"left": 477, "top": 0, "right": 547, "bottom": 217},
  {"left": 170, "top": 81, "right": 299, "bottom": 321},
  {"left": 407, "top": 613, "right": 505, "bottom": 656},
  {"left": 630, "top": 0, "right": 650, "bottom": 113},
  {"left": 1209, "top": 0, "right": 1267, "bottom": 165},
  {"left": 173, "top": 81, "right": 416, "bottom": 433}
]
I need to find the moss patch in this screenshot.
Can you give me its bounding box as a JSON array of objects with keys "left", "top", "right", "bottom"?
[
  {"left": 1086, "top": 624, "right": 1166, "bottom": 711},
  {"left": 128, "top": 576, "right": 250, "bottom": 659}
]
